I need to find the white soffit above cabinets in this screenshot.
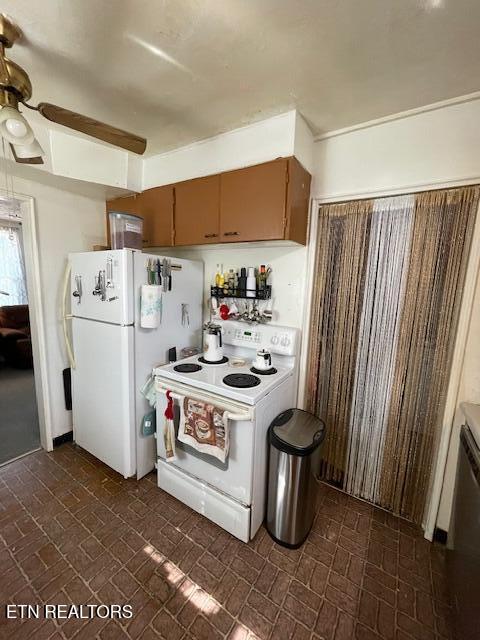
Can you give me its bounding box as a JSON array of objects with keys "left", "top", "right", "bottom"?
[
  {"left": 18, "top": 109, "right": 312, "bottom": 192},
  {"left": 10, "top": 117, "right": 144, "bottom": 193},
  {"left": 142, "top": 110, "right": 314, "bottom": 189}
]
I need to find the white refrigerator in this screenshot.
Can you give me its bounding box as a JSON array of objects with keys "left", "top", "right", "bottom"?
[{"left": 67, "top": 249, "right": 203, "bottom": 479}]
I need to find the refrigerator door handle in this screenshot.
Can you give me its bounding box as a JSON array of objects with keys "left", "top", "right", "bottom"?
[{"left": 62, "top": 262, "right": 76, "bottom": 369}]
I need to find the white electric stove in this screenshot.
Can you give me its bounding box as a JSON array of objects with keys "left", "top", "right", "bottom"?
[{"left": 154, "top": 320, "right": 300, "bottom": 542}]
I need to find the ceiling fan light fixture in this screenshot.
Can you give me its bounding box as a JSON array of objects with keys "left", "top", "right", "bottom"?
[
  {"left": 5, "top": 117, "right": 28, "bottom": 138},
  {"left": 0, "top": 15, "right": 147, "bottom": 161},
  {"left": 9, "top": 138, "right": 44, "bottom": 164},
  {"left": 0, "top": 105, "right": 34, "bottom": 145}
]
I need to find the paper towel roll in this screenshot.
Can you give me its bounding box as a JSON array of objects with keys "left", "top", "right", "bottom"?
[{"left": 141, "top": 285, "right": 162, "bottom": 328}]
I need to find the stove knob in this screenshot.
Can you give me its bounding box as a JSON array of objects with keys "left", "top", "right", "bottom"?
[
  {"left": 271, "top": 335, "right": 279, "bottom": 346},
  {"left": 281, "top": 336, "right": 291, "bottom": 347}
]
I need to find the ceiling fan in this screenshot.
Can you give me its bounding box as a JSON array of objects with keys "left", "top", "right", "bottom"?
[{"left": 0, "top": 14, "right": 147, "bottom": 164}]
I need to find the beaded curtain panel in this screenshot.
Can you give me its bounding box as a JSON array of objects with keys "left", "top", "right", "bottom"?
[{"left": 306, "top": 186, "right": 479, "bottom": 523}]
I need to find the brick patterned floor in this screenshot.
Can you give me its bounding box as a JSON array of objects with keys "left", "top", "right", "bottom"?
[{"left": 0, "top": 444, "right": 453, "bottom": 640}]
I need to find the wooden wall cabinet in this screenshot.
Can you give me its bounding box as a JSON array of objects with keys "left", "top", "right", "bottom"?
[
  {"left": 220, "top": 159, "right": 287, "bottom": 243},
  {"left": 140, "top": 186, "right": 174, "bottom": 247},
  {"left": 284, "top": 157, "right": 312, "bottom": 245},
  {"left": 106, "top": 185, "right": 174, "bottom": 248},
  {"left": 174, "top": 175, "right": 220, "bottom": 246},
  {"left": 219, "top": 157, "right": 311, "bottom": 244},
  {"left": 106, "top": 156, "right": 311, "bottom": 248},
  {"left": 106, "top": 194, "right": 139, "bottom": 217}
]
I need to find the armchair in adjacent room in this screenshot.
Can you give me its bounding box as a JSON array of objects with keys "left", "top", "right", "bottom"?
[{"left": 0, "top": 304, "right": 33, "bottom": 369}]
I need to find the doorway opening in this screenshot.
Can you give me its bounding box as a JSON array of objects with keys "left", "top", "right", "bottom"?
[{"left": 0, "top": 196, "right": 41, "bottom": 465}]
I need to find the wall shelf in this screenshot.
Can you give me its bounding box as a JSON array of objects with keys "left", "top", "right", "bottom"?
[{"left": 211, "top": 285, "right": 272, "bottom": 300}]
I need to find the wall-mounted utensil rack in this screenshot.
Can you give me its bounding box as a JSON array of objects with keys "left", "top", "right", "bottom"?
[{"left": 211, "top": 285, "right": 272, "bottom": 300}]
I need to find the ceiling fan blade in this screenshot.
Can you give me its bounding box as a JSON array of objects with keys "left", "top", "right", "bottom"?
[
  {"left": 9, "top": 143, "right": 43, "bottom": 164},
  {"left": 37, "top": 103, "right": 147, "bottom": 155}
]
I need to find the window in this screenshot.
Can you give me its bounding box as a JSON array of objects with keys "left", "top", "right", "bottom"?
[{"left": 0, "top": 222, "right": 28, "bottom": 305}]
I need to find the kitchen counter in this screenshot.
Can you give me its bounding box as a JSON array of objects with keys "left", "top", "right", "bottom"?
[{"left": 461, "top": 402, "right": 480, "bottom": 448}]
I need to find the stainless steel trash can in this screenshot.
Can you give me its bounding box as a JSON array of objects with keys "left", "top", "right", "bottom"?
[{"left": 266, "top": 408, "right": 325, "bottom": 548}]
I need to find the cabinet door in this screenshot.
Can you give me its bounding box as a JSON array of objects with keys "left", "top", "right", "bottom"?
[
  {"left": 285, "top": 157, "right": 311, "bottom": 245},
  {"left": 106, "top": 195, "right": 140, "bottom": 215},
  {"left": 174, "top": 175, "right": 220, "bottom": 246},
  {"left": 219, "top": 159, "right": 288, "bottom": 243},
  {"left": 141, "top": 186, "right": 174, "bottom": 247}
]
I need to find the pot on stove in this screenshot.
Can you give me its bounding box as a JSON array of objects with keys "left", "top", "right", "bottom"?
[
  {"left": 255, "top": 349, "right": 272, "bottom": 371},
  {"left": 204, "top": 323, "right": 224, "bottom": 362}
]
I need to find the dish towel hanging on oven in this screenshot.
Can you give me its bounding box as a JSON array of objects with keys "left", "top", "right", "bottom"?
[
  {"left": 178, "top": 397, "right": 229, "bottom": 463},
  {"left": 164, "top": 390, "right": 176, "bottom": 462}
]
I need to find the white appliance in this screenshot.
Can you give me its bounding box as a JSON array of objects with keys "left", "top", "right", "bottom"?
[
  {"left": 154, "top": 321, "right": 300, "bottom": 542},
  {"left": 447, "top": 403, "right": 480, "bottom": 640},
  {"left": 65, "top": 249, "right": 203, "bottom": 479}
]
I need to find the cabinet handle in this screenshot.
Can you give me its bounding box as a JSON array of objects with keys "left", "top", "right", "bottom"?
[
  {"left": 204, "top": 233, "right": 218, "bottom": 238},
  {"left": 223, "top": 231, "right": 240, "bottom": 237}
]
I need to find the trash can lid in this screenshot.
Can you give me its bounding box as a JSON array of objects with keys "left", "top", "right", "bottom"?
[{"left": 269, "top": 408, "right": 325, "bottom": 456}]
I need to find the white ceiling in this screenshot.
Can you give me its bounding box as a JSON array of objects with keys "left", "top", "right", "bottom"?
[{"left": 3, "top": 0, "right": 480, "bottom": 155}]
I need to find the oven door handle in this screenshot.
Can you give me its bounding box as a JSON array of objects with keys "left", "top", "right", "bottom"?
[
  {"left": 162, "top": 389, "right": 253, "bottom": 421},
  {"left": 224, "top": 411, "right": 252, "bottom": 422},
  {"left": 168, "top": 391, "right": 186, "bottom": 402}
]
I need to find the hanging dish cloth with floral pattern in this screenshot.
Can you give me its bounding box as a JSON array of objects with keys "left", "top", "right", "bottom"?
[{"left": 178, "top": 397, "right": 228, "bottom": 463}]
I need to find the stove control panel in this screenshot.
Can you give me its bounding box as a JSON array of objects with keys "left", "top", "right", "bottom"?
[
  {"left": 233, "top": 328, "right": 261, "bottom": 344},
  {"left": 221, "top": 321, "right": 299, "bottom": 356}
]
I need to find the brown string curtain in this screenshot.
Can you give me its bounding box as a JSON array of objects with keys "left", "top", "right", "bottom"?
[{"left": 306, "top": 186, "right": 479, "bottom": 524}]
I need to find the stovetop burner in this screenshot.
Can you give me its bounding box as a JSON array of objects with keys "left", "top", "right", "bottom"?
[
  {"left": 174, "top": 363, "right": 203, "bottom": 373},
  {"left": 250, "top": 367, "right": 278, "bottom": 376},
  {"left": 223, "top": 373, "right": 261, "bottom": 388},
  {"left": 198, "top": 356, "right": 229, "bottom": 365}
]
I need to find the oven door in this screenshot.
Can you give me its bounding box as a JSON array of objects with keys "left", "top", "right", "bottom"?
[{"left": 155, "top": 380, "right": 255, "bottom": 505}]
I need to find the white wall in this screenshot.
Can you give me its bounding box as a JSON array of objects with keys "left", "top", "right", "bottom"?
[
  {"left": 310, "top": 95, "right": 480, "bottom": 532},
  {"left": 154, "top": 243, "right": 307, "bottom": 329},
  {"left": 312, "top": 96, "right": 480, "bottom": 200},
  {"left": 11, "top": 168, "right": 106, "bottom": 439}
]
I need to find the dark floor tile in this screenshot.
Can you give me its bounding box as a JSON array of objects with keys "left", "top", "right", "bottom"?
[{"left": 0, "top": 443, "right": 454, "bottom": 640}]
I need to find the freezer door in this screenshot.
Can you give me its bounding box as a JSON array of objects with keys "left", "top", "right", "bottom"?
[
  {"left": 70, "top": 249, "right": 134, "bottom": 325},
  {"left": 72, "top": 317, "right": 135, "bottom": 478},
  {"left": 133, "top": 252, "right": 203, "bottom": 479}
]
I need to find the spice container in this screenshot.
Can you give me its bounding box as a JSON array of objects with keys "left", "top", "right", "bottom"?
[{"left": 246, "top": 267, "right": 256, "bottom": 298}]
